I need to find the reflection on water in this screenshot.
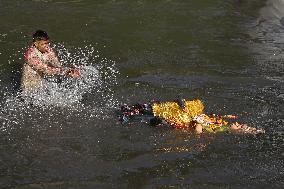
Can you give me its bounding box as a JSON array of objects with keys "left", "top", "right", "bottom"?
[
  {"left": 249, "top": 0, "right": 284, "bottom": 75},
  {"left": 259, "top": 0, "right": 284, "bottom": 24}
]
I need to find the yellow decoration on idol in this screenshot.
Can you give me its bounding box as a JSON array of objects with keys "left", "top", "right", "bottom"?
[{"left": 152, "top": 99, "right": 205, "bottom": 128}]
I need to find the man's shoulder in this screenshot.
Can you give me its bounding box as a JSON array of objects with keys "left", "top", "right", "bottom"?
[{"left": 24, "top": 45, "right": 37, "bottom": 59}]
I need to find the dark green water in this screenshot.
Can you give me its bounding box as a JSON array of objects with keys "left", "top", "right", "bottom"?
[{"left": 0, "top": 0, "right": 283, "bottom": 188}]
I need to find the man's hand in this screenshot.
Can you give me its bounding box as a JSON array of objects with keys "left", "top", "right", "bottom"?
[{"left": 65, "top": 68, "right": 81, "bottom": 79}]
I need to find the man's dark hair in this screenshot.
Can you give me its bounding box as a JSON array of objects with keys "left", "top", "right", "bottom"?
[{"left": 32, "top": 30, "right": 49, "bottom": 42}]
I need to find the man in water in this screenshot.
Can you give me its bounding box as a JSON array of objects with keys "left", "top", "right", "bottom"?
[
  {"left": 21, "top": 30, "right": 80, "bottom": 92},
  {"left": 118, "top": 99, "right": 265, "bottom": 135}
]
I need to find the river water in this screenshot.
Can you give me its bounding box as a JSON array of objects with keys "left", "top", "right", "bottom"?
[{"left": 0, "top": 0, "right": 283, "bottom": 188}]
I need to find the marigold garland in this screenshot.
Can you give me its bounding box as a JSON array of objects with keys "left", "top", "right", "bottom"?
[{"left": 152, "top": 99, "right": 204, "bottom": 128}]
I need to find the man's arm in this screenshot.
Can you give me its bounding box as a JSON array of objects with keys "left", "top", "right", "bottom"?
[
  {"left": 25, "top": 53, "right": 63, "bottom": 75},
  {"left": 45, "top": 47, "right": 62, "bottom": 67}
]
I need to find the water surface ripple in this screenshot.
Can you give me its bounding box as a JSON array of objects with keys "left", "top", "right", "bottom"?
[{"left": 0, "top": 0, "right": 283, "bottom": 188}]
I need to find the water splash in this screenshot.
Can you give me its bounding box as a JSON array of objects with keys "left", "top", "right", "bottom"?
[
  {"left": 54, "top": 43, "right": 119, "bottom": 108},
  {"left": 0, "top": 43, "right": 119, "bottom": 132}
]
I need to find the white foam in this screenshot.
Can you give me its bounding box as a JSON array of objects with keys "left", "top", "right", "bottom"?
[{"left": 0, "top": 43, "right": 119, "bottom": 132}]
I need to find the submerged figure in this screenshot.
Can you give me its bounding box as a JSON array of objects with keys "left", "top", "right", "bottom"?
[
  {"left": 21, "top": 30, "right": 80, "bottom": 92},
  {"left": 118, "top": 99, "right": 265, "bottom": 135}
]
